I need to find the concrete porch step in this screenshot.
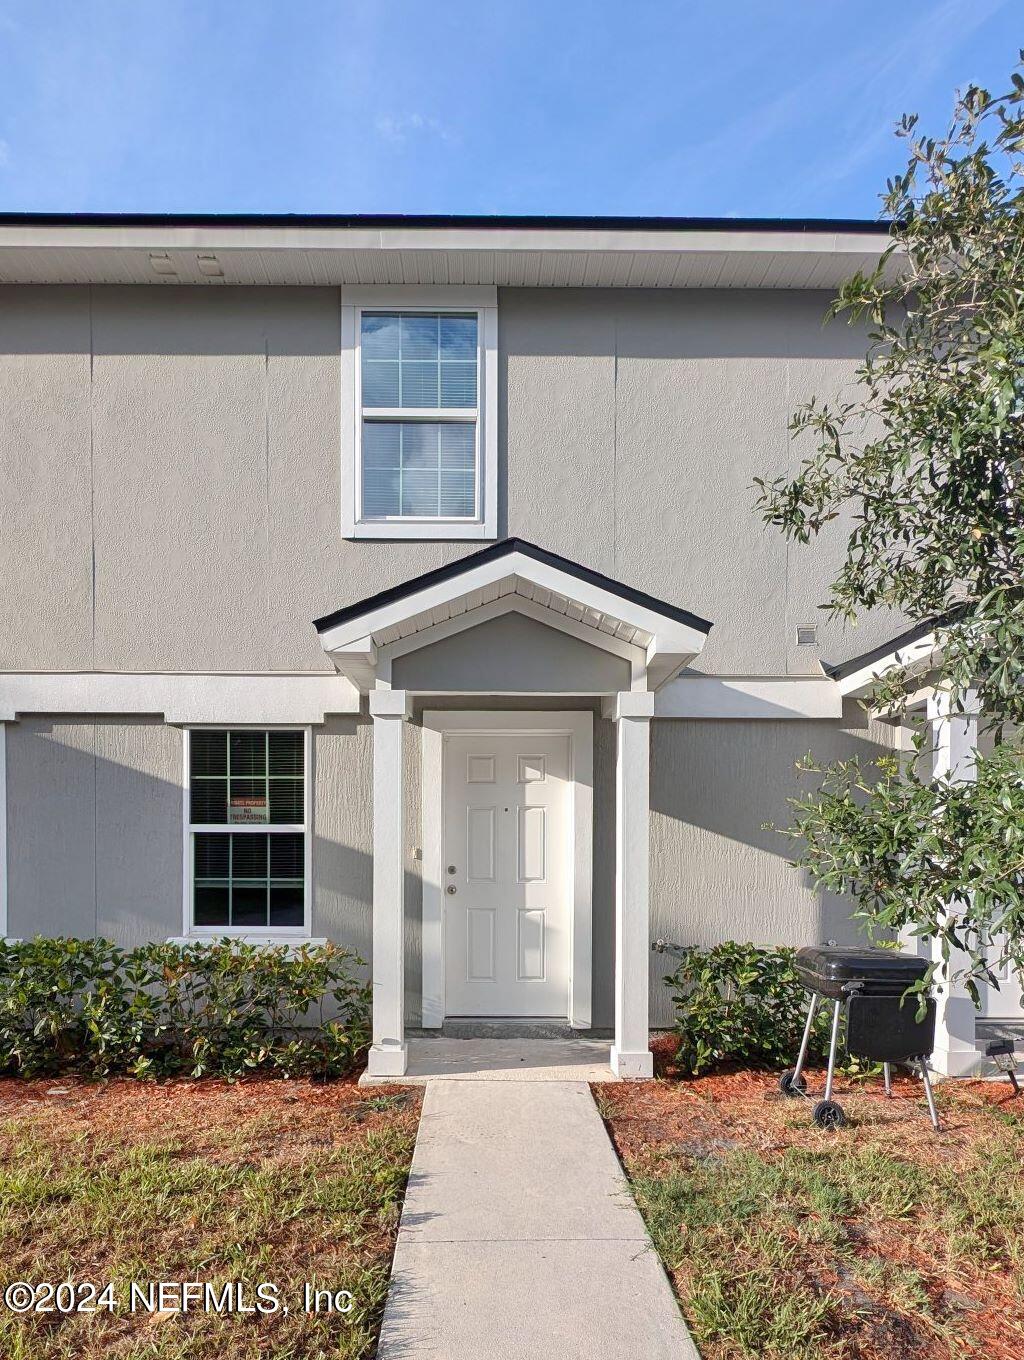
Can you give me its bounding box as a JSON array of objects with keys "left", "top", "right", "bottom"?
[
  {"left": 360, "top": 1037, "right": 617, "bottom": 1084},
  {"left": 407, "top": 1019, "right": 612, "bottom": 1041}
]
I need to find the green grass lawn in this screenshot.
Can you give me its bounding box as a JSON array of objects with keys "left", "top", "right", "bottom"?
[
  {"left": 0, "top": 1077, "right": 420, "bottom": 1359},
  {"left": 597, "top": 1059, "right": 1024, "bottom": 1360}
]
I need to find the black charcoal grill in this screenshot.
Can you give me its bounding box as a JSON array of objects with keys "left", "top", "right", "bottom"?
[{"left": 780, "top": 945, "right": 939, "bottom": 1131}]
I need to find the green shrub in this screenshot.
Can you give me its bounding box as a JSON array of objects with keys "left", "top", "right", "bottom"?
[
  {"left": 660, "top": 941, "right": 831, "bottom": 1076},
  {"left": 0, "top": 937, "right": 371, "bottom": 1080}
]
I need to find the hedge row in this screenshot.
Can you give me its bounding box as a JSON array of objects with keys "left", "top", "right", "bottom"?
[{"left": 0, "top": 937, "right": 371, "bottom": 1079}]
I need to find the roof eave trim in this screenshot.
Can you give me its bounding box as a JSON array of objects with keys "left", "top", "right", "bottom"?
[
  {"left": 0, "top": 211, "right": 893, "bottom": 234},
  {"left": 830, "top": 632, "right": 938, "bottom": 699},
  {"left": 315, "top": 538, "right": 712, "bottom": 692},
  {"left": 314, "top": 538, "right": 712, "bottom": 640}
]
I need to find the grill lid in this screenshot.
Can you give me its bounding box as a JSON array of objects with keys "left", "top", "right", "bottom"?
[{"left": 795, "top": 945, "right": 929, "bottom": 996}]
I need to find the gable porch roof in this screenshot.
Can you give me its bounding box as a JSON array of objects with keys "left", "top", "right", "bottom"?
[{"left": 314, "top": 538, "right": 712, "bottom": 693}]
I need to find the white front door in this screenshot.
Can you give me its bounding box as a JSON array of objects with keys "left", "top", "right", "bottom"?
[
  {"left": 443, "top": 732, "right": 571, "bottom": 1017},
  {"left": 982, "top": 944, "right": 1024, "bottom": 1019}
]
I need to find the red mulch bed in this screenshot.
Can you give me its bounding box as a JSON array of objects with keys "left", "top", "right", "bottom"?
[
  {"left": 597, "top": 1034, "right": 1024, "bottom": 1360},
  {"left": 0, "top": 1070, "right": 409, "bottom": 1143}
]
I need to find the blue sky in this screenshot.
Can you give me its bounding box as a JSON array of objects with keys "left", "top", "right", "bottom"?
[{"left": 0, "top": 0, "right": 1018, "bottom": 218}]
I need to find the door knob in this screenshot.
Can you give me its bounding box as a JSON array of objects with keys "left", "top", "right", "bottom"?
[{"left": 446, "top": 885, "right": 457, "bottom": 896}]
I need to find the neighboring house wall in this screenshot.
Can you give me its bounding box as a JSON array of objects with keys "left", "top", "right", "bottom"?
[{"left": 0, "top": 283, "right": 899, "bottom": 677}]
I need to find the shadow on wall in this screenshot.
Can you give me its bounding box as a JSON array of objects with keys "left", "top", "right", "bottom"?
[
  {"left": 0, "top": 285, "right": 346, "bottom": 358},
  {"left": 650, "top": 711, "right": 889, "bottom": 944},
  {"left": 589, "top": 710, "right": 885, "bottom": 1031},
  {"left": 500, "top": 288, "right": 869, "bottom": 363},
  {"left": 3, "top": 714, "right": 429, "bottom": 1015},
  {"left": 648, "top": 711, "right": 892, "bottom": 1027},
  {"left": 7, "top": 708, "right": 890, "bottom": 1034}
]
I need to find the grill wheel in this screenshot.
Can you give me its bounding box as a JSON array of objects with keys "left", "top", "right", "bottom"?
[{"left": 812, "top": 1099, "right": 846, "bottom": 1130}]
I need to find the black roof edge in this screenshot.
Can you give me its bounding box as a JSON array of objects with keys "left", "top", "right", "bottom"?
[
  {"left": 823, "top": 619, "right": 939, "bottom": 680},
  {"left": 0, "top": 211, "right": 893, "bottom": 234},
  {"left": 313, "top": 537, "right": 714, "bottom": 637}
]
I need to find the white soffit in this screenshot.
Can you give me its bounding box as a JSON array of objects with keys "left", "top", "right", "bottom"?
[
  {"left": 375, "top": 577, "right": 654, "bottom": 651},
  {"left": 0, "top": 673, "right": 360, "bottom": 723},
  {"left": 0, "top": 220, "right": 892, "bottom": 289}
]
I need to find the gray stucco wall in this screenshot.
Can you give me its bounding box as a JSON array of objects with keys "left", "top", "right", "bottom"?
[
  {"left": 6, "top": 718, "right": 183, "bottom": 944},
  {"left": 0, "top": 280, "right": 902, "bottom": 1025},
  {"left": 648, "top": 710, "right": 896, "bottom": 1026},
  {"left": 4, "top": 708, "right": 890, "bottom": 1028},
  {"left": 391, "top": 612, "right": 630, "bottom": 693},
  {"left": 5, "top": 716, "right": 380, "bottom": 973},
  {"left": 0, "top": 283, "right": 900, "bottom": 677},
  {"left": 311, "top": 715, "right": 373, "bottom": 969}
]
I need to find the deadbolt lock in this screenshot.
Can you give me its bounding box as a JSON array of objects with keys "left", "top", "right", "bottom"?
[{"left": 447, "top": 865, "right": 457, "bottom": 874}]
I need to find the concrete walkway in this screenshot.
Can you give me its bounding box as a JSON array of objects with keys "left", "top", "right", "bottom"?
[{"left": 378, "top": 1079, "right": 700, "bottom": 1359}]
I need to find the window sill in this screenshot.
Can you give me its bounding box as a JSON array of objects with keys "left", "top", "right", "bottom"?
[
  {"left": 344, "top": 520, "right": 496, "bottom": 541},
  {"left": 168, "top": 936, "right": 327, "bottom": 949}
]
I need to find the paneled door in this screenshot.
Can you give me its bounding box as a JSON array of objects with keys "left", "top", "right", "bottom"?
[
  {"left": 443, "top": 732, "right": 571, "bottom": 1017},
  {"left": 981, "top": 943, "right": 1024, "bottom": 1019}
]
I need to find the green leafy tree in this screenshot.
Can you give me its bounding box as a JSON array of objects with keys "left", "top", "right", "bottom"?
[{"left": 755, "top": 60, "right": 1024, "bottom": 1003}]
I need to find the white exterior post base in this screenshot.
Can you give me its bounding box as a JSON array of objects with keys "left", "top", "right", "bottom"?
[
  {"left": 608, "top": 691, "right": 655, "bottom": 1081},
  {"left": 367, "top": 1041, "right": 409, "bottom": 1077},
  {"left": 369, "top": 688, "right": 413, "bottom": 1078},
  {"left": 610, "top": 1046, "right": 654, "bottom": 1080},
  {"left": 929, "top": 1023, "right": 982, "bottom": 1078}
]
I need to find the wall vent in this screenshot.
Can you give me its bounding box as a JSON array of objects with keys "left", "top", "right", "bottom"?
[{"left": 796, "top": 625, "right": 817, "bottom": 646}]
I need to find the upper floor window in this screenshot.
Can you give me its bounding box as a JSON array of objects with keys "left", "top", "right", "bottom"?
[{"left": 341, "top": 288, "right": 497, "bottom": 540}]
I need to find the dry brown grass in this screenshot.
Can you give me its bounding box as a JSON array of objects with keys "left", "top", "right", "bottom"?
[
  {"left": 0, "top": 1076, "right": 421, "bottom": 1359},
  {"left": 596, "top": 1040, "right": 1024, "bottom": 1360}
]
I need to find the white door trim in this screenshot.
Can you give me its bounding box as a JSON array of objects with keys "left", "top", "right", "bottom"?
[{"left": 421, "top": 710, "right": 593, "bottom": 1030}]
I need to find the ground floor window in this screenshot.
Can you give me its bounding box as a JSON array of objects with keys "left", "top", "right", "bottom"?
[{"left": 186, "top": 728, "right": 309, "bottom": 933}]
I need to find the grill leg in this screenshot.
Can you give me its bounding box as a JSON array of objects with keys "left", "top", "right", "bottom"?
[
  {"left": 823, "top": 999, "right": 843, "bottom": 1104},
  {"left": 791, "top": 994, "right": 819, "bottom": 1089},
  {"left": 919, "top": 1059, "right": 940, "bottom": 1132},
  {"left": 883, "top": 1062, "right": 892, "bottom": 1098}
]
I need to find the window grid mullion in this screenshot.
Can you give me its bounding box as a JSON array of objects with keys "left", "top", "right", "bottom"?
[
  {"left": 435, "top": 313, "right": 441, "bottom": 417},
  {"left": 397, "top": 313, "right": 402, "bottom": 407}
]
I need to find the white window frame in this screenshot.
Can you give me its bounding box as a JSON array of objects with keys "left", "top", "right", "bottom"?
[
  {"left": 341, "top": 286, "right": 498, "bottom": 540},
  {"left": 181, "top": 726, "right": 313, "bottom": 942}
]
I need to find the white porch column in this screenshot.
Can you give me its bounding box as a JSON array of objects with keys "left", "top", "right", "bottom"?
[
  {"left": 610, "top": 691, "right": 655, "bottom": 1079},
  {"left": 0, "top": 723, "right": 7, "bottom": 940},
  {"left": 927, "top": 688, "right": 980, "bottom": 1077},
  {"left": 367, "top": 688, "right": 413, "bottom": 1077}
]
